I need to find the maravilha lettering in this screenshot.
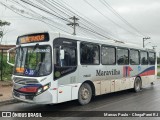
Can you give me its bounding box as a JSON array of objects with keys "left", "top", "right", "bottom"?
[{"left": 96, "top": 69, "right": 120, "bottom": 76}]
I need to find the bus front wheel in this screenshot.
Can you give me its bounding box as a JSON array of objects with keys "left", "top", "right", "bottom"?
[
  {"left": 134, "top": 77, "right": 142, "bottom": 92},
  {"left": 78, "top": 83, "right": 92, "bottom": 105}
]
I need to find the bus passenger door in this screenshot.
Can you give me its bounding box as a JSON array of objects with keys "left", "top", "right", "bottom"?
[{"left": 53, "top": 38, "right": 78, "bottom": 103}]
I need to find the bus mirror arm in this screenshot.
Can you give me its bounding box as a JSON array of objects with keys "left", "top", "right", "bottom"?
[{"left": 7, "top": 47, "right": 16, "bottom": 66}]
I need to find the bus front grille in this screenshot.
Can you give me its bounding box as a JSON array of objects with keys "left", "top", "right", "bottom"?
[{"left": 13, "top": 77, "right": 39, "bottom": 85}]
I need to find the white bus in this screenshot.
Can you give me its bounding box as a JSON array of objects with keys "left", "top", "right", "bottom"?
[{"left": 7, "top": 32, "right": 157, "bottom": 105}]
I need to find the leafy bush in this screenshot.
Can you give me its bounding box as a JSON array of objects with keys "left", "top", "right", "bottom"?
[{"left": 0, "top": 53, "right": 15, "bottom": 80}]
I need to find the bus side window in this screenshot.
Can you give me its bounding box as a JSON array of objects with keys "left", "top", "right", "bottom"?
[
  {"left": 141, "top": 51, "right": 148, "bottom": 65},
  {"left": 117, "top": 48, "right": 129, "bottom": 65},
  {"left": 130, "top": 50, "right": 140, "bottom": 65},
  {"left": 80, "top": 42, "right": 99, "bottom": 65},
  {"left": 101, "top": 46, "right": 116, "bottom": 65},
  {"left": 54, "top": 46, "right": 77, "bottom": 67}
]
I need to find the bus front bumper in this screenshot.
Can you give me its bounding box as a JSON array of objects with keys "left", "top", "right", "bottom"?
[{"left": 13, "top": 90, "right": 53, "bottom": 104}]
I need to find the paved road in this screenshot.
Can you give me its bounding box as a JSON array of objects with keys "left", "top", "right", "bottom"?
[{"left": 1, "top": 81, "right": 160, "bottom": 120}]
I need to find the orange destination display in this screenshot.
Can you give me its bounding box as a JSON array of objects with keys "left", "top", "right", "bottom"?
[{"left": 16, "top": 33, "right": 49, "bottom": 44}]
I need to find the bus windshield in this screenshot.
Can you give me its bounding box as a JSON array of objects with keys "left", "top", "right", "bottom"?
[{"left": 14, "top": 45, "right": 52, "bottom": 77}]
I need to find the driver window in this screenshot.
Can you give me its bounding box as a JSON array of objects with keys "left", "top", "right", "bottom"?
[{"left": 54, "top": 46, "right": 77, "bottom": 67}]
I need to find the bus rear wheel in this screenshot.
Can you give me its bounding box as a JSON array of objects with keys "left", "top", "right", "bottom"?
[
  {"left": 134, "top": 77, "right": 142, "bottom": 92},
  {"left": 78, "top": 83, "right": 92, "bottom": 105}
]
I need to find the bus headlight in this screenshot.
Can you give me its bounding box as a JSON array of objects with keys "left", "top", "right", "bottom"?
[
  {"left": 36, "top": 83, "right": 50, "bottom": 95},
  {"left": 43, "top": 85, "right": 49, "bottom": 91}
]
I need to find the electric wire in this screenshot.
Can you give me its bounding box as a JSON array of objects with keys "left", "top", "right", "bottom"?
[
  {"left": 100, "top": 0, "right": 146, "bottom": 37},
  {"left": 83, "top": 0, "right": 145, "bottom": 37}
]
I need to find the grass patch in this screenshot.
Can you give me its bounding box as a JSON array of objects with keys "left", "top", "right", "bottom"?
[{"left": 158, "top": 66, "right": 160, "bottom": 68}]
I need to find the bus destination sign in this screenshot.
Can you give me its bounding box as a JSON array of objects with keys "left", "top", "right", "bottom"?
[{"left": 17, "top": 33, "right": 49, "bottom": 44}]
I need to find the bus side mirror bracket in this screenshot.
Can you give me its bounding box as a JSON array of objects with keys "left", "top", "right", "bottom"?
[{"left": 7, "top": 47, "right": 16, "bottom": 66}]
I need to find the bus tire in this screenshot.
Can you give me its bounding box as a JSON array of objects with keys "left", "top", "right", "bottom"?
[
  {"left": 134, "top": 77, "right": 142, "bottom": 92},
  {"left": 78, "top": 83, "right": 92, "bottom": 105}
]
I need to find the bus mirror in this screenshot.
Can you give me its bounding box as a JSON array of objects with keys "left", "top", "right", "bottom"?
[
  {"left": 60, "top": 49, "right": 64, "bottom": 59},
  {"left": 7, "top": 47, "right": 16, "bottom": 66}
]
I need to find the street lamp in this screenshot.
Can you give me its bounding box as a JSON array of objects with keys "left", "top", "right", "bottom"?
[{"left": 143, "top": 37, "right": 150, "bottom": 48}]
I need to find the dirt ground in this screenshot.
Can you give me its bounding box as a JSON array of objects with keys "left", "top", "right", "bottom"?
[{"left": 0, "top": 81, "right": 13, "bottom": 102}]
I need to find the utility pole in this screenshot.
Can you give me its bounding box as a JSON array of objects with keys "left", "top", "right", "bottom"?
[
  {"left": 143, "top": 37, "right": 150, "bottom": 48},
  {"left": 67, "top": 16, "right": 79, "bottom": 35}
]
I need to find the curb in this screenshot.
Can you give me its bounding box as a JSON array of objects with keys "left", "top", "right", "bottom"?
[{"left": 0, "top": 98, "right": 21, "bottom": 106}]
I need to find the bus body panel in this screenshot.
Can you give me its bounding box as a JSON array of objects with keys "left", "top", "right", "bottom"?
[{"left": 10, "top": 32, "right": 157, "bottom": 104}]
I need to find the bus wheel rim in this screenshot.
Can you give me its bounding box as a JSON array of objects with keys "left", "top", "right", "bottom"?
[{"left": 81, "top": 87, "right": 90, "bottom": 100}]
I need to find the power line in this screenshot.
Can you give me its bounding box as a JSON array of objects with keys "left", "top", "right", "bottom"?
[
  {"left": 28, "top": 0, "right": 119, "bottom": 40},
  {"left": 18, "top": 0, "right": 76, "bottom": 33},
  {"left": 99, "top": 0, "right": 146, "bottom": 37},
  {"left": 8, "top": 0, "right": 118, "bottom": 40},
  {"left": 83, "top": 0, "right": 145, "bottom": 37},
  {"left": 35, "top": 0, "right": 117, "bottom": 40},
  {"left": 58, "top": 0, "right": 118, "bottom": 40},
  {"left": 3, "top": 0, "right": 138, "bottom": 43},
  {"left": 42, "top": 0, "right": 72, "bottom": 18},
  {"left": 51, "top": 0, "right": 114, "bottom": 39},
  {"left": 35, "top": 0, "right": 71, "bottom": 19},
  {"left": 79, "top": 25, "right": 114, "bottom": 40},
  {"left": 19, "top": 0, "right": 70, "bottom": 22},
  {"left": 0, "top": 1, "right": 71, "bottom": 34},
  {"left": 11, "top": 0, "right": 75, "bottom": 32},
  {"left": 3, "top": 0, "right": 92, "bottom": 37}
]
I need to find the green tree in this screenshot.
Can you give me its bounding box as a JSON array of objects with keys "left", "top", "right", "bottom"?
[{"left": 0, "top": 20, "right": 10, "bottom": 44}]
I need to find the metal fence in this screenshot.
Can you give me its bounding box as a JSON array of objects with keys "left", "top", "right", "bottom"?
[{"left": 0, "top": 49, "right": 15, "bottom": 81}]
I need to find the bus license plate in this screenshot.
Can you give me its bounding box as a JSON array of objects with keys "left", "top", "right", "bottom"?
[{"left": 19, "top": 95, "right": 25, "bottom": 99}]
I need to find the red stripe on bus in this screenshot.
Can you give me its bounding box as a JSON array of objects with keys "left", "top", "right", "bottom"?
[{"left": 18, "top": 87, "right": 38, "bottom": 93}]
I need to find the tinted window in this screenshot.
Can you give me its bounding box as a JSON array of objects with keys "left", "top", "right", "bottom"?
[
  {"left": 130, "top": 50, "right": 140, "bottom": 65},
  {"left": 53, "top": 38, "right": 77, "bottom": 80},
  {"left": 54, "top": 46, "right": 77, "bottom": 67},
  {"left": 117, "top": 48, "right": 129, "bottom": 65},
  {"left": 149, "top": 52, "right": 156, "bottom": 65},
  {"left": 80, "top": 42, "right": 99, "bottom": 65},
  {"left": 101, "top": 46, "right": 116, "bottom": 65},
  {"left": 141, "top": 51, "right": 148, "bottom": 65}
]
